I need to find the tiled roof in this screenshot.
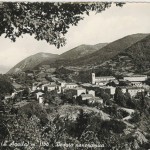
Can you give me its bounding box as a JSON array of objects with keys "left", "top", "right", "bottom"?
[
  {"left": 81, "top": 94, "right": 93, "bottom": 98},
  {"left": 120, "top": 86, "right": 144, "bottom": 90},
  {"left": 47, "top": 85, "right": 57, "bottom": 87},
  {"left": 66, "top": 83, "right": 78, "bottom": 85},
  {"left": 72, "top": 87, "right": 86, "bottom": 90},
  {"left": 89, "top": 97, "right": 103, "bottom": 101},
  {"left": 95, "top": 81, "right": 109, "bottom": 83},
  {"left": 124, "top": 75, "right": 147, "bottom": 77},
  {"left": 95, "top": 76, "right": 115, "bottom": 78}
]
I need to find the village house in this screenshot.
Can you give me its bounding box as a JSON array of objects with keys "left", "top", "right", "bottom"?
[
  {"left": 60, "top": 82, "right": 66, "bottom": 87},
  {"left": 99, "top": 86, "right": 116, "bottom": 95},
  {"left": 66, "top": 87, "right": 86, "bottom": 97},
  {"left": 55, "top": 80, "right": 66, "bottom": 87},
  {"left": 42, "top": 84, "right": 49, "bottom": 91},
  {"left": 36, "top": 91, "right": 44, "bottom": 100},
  {"left": 39, "top": 95, "right": 44, "bottom": 104},
  {"left": 81, "top": 83, "right": 93, "bottom": 87},
  {"left": 46, "top": 68, "right": 56, "bottom": 73},
  {"left": 31, "top": 82, "right": 45, "bottom": 91},
  {"left": 120, "top": 86, "right": 145, "bottom": 97},
  {"left": 92, "top": 73, "right": 116, "bottom": 85},
  {"left": 50, "top": 82, "right": 56, "bottom": 85},
  {"left": 80, "top": 94, "right": 94, "bottom": 101},
  {"left": 105, "top": 86, "right": 116, "bottom": 95},
  {"left": 88, "top": 97, "right": 103, "bottom": 104},
  {"left": 127, "top": 87, "right": 145, "bottom": 97},
  {"left": 123, "top": 75, "right": 147, "bottom": 87},
  {"left": 27, "top": 72, "right": 34, "bottom": 77},
  {"left": 34, "top": 91, "right": 45, "bottom": 104},
  {"left": 25, "top": 70, "right": 34, "bottom": 77},
  {"left": 32, "top": 85, "right": 37, "bottom": 92},
  {"left": 88, "top": 90, "right": 95, "bottom": 97},
  {"left": 80, "top": 93, "right": 103, "bottom": 104},
  {"left": 123, "top": 75, "right": 147, "bottom": 82},
  {"left": 32, "top": 83, "right": 38, "bottom": 91},
  {"left": 65, "top": 83, "right": 78, "bottom": 89},
  {"left": 44, "top": 84, "right": 57, "bottom": 92},
  {"left": 37, "top": 85, "right": 42, "bottom": 91},
  {"left": 62, "top": 83, "right": 78, "bottom": 93}
]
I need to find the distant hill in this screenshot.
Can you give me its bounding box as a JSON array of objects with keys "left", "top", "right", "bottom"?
[
  {"left": 70, "top": 33, "right": 149, "bottom": 66},
  {"left": 117, "top": 34, "right": 150, "bottom": 74},
  {"left": 59, "top": 43, "right": 108, "bottom": 60},
  {"left": 7, "top": 33, "right": 150, "bottom": 74},
  {"left": 35, "top": 43, "right": 108, "bottom": 68},
  {"left": 7, "top": 52, "right": 58, "bottom": 74},
  {"left": 89, "top": 34, "right": 150, "bottom": 76}
]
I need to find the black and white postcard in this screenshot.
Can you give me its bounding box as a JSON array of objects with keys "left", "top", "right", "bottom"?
[{"left": 0, "top": 1, "right": 150, "bottom": 149}]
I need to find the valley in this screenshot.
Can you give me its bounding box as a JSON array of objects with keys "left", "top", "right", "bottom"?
[{"left": 1, "top": 33, "right": 150, "bottom": 149}]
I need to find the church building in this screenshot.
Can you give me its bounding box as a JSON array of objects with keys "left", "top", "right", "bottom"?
[{"left": 92, "top": 73, "right": 116, "bottom": 85}]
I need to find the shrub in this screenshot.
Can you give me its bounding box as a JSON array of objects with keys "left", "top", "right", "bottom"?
[{"left": 101, "top": 120, "right": 126, "bottom": 134}]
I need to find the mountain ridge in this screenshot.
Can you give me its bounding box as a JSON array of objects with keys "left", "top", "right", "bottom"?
[
  {"left": 69, "top": 33, "right": 150, "bottom": 66},
  {"left": 7, "top": 53, "right": 58, "bottom": 74},
  {"left": 37, "top": 43, "right": 108, "bottom": 68},
  {"left": 7, "top": 33, "right": 150, "bottom": 74},
  {"left": 59, "top": 43, "right": 108, "bottom": 60}
]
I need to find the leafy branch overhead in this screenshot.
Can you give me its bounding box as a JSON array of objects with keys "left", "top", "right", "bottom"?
[{"left": 0, "top": 2, "right": 124, "bottom": 48}]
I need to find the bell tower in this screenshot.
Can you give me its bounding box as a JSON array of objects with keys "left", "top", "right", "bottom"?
[{"left": 92, "top": 73, "right": 95, "bottom": 84}]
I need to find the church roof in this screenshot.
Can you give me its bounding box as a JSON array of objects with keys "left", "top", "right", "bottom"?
[{"left": 95, "top": 76, "right": 115, "bottom": 79}]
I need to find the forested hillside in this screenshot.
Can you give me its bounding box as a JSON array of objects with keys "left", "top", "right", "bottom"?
[{"left": 69, "top": 33, "right": 149, "bottom": 66}]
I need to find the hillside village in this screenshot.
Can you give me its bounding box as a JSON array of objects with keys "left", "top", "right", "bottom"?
[
  {"left": 1, "top": 64, "right": 150, "bottom": 148},
  {"left": 5, "top": 67, "right": 150, "bottom": 107},
  {"left": 1, "top": 1, "right": 150, "bottom": 149},
  {"left": 1, "top": 34, "right": 150, "bottom": 149}
]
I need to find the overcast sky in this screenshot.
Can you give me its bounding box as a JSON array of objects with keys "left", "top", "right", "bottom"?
[{"left": 0, "top": 3, "right": 150, "bottom": 73}]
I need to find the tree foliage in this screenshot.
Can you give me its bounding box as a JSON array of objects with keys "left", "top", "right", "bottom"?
[
  {"left": 114, "top": 87, "right": 127, "bottom": 107},
  {"left": 0, "top": 74, "right": 14, "bottom": 95},
  {"left": 0, "top": 2, "right": 124, "bottom": 48}
]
